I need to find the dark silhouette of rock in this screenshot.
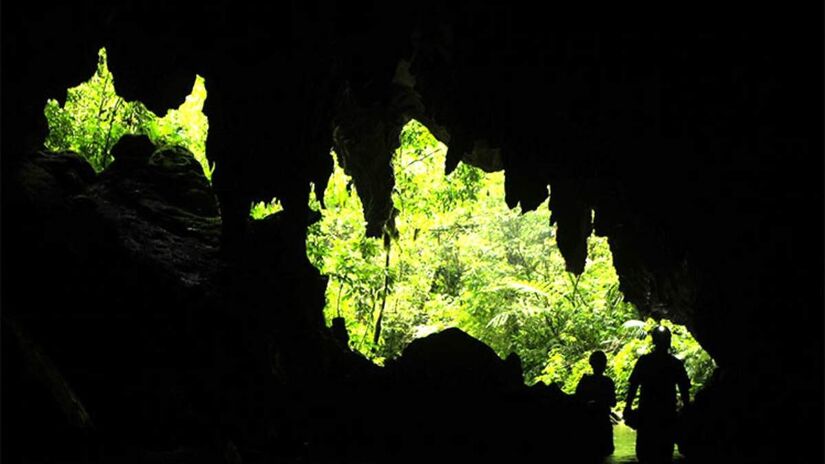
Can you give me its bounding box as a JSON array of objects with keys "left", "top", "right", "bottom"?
[
  {"left": 377, "top": 328, "right": 598, "bottom": 463},
  {"left": 388, "top": 327, "right": 523, "bottom": 391}
]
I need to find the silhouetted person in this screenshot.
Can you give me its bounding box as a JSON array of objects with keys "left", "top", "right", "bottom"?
[
  {"left": 624, "top": 326, "right": 690, "bottom": 463},
  {"left": 576, "top": 350, "right": 616, "bottom": 457}
]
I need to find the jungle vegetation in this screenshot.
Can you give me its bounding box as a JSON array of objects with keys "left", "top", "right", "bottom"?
[
  {"left": 44, "top": 50, "right": 715, "bottom": 406},
  {"left": 44, "top": 47, "right": 212, "bottom": 179},
  {"left": 301, "top": 121, "right": 715, "bottom": 402}
]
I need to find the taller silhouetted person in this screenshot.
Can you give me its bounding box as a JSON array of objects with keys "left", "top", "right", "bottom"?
[{"left": 624, "top": 326, "right": 690, "bottom": 463}]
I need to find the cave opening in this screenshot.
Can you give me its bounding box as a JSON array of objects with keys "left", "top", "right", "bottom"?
[
  {"left": 43, "top": 47, "right": 212, "bottom": 180},
  {"left": 293, "top": 119, "right": 715, "bottom": 406}
]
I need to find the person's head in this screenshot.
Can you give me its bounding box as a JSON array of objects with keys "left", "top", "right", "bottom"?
[
  {"left": 651, "top": 325, "right": 672, "bottom": 351},
  {"left": 589, "top": 350, "right": 607, "bottom": 375}
]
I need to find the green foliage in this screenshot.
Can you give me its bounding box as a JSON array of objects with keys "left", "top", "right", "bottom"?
[
  {"left": 44, "top": 48, "right": 143, "bottom": 171},
  {"left": 44, "top": 47, "right": 211, "bottom": 179},
  {"left": 144, "top": 76, "right": 212, "bottom": 179},
  {"left": 306, "top": 120, "right": 715, "bottom": 398},
  {"left": 250, "top": 197, "right": 284, "bottom": 219}
]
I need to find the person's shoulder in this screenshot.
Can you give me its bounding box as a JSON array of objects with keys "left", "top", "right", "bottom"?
[
  {"left": 632, "top": 353, "right": 652, "bottom": 372},
  {"left": 672, "top": 354, "right": 689, "bottom": 371}
]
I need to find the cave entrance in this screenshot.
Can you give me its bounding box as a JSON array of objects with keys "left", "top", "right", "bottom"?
[
  {"left": 302, "top": 119, "right": 715, "bottom": 398},
  {"left": 43, "top": 47, "right": 211, "bottom": 179},
  {"left": 41, "top": 52, "right": 715, "bottom": 408}
]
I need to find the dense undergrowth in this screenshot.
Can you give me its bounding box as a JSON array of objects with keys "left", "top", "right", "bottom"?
[{"left": 301, "top": 121, "right": 715, "bottom": 402}]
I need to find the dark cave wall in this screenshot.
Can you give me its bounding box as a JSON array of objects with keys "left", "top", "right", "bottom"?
[{"left": 3, "top": 1, "right": 823, "bottom": 462}]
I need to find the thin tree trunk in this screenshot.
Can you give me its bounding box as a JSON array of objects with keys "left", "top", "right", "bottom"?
[
  {"left": 373, "top": 234, "right": 392, "bottom": 345},
  {"left": 93, "top": 74, "right": 111, "bottom": 163}
]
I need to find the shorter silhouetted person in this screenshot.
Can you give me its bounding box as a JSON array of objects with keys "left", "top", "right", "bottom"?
[
  {"left": 624, "top": 326, "right": 690, "bottom": 464},
  {"left": 576, "top": 350, "right": 616, "bottom": 457}
]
